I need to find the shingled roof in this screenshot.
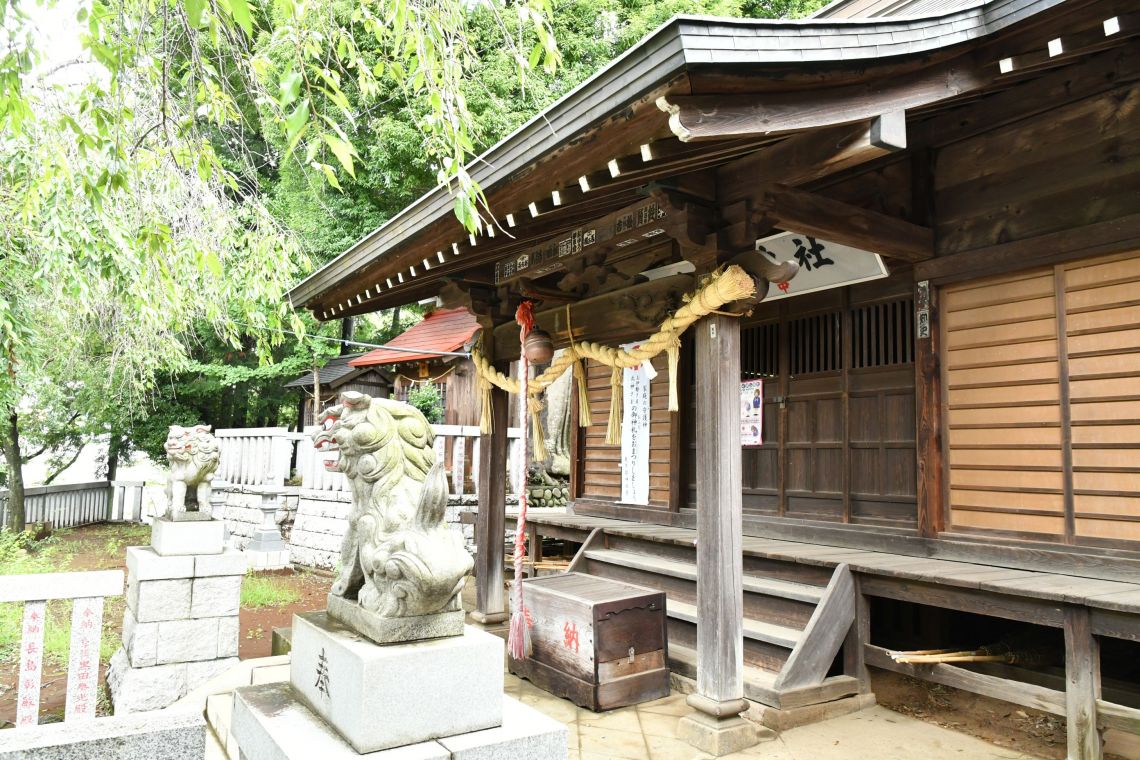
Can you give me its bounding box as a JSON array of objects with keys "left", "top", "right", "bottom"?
[
  {"left": 285, "top": 0, "right": 1072, "bottom": 317},
  {"left": 283, "top": 352, "right": 384, "bottom": 389},
  {"left": 349, "top": 308, "right": 480, "bottom": 367}
]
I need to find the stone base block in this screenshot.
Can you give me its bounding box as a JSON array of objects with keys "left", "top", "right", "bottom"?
[
  {"left": 326, "top": 594, "right": 464, "bottom": 645},
  {"left": 232, "top": 684, "right": 565, "bottom": 760},
  {"left": 0, "top": 710, "right": 205, "bottom": 760},
  {"left": 289, "top": 612, "right": 502, "bottom": 753},
  {"left": 271, "top": 627, "right": 293, "bottom": 656},
  {"left": 437, "top": 696, "right": 568, "bottom": 759},
  {"left": 153, "top": 515, "right": 225, "bottom": 556},
  {"left": 246, "top": 548, "right": 290, "bottom": 570},
  {"left": 108, "top": 648, "right": 188, "bottom": 713},
  {"left": 232, "top": 683, "right": 450, "bottom": 760},
  {"left": 108, "top": 647, "right": 241, "bottom": 713},
  {"left": 678, "top": 712, "right": 765, "bottom": 757}
]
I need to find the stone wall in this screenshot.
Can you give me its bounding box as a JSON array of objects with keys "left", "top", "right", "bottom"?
[
  {"left": 217, "top": 486, "right": 298, "bottom": 550},
  {"left": 287, "top": 489, "right": 484, "bottom": 571}
]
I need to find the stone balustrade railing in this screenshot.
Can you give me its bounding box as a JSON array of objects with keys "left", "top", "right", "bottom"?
[
  {"left": 2, "top": 570, "right": 124, "bottom": 727},
  {"left": 294, "top": 424, "right": 524, "bottom": 498}
]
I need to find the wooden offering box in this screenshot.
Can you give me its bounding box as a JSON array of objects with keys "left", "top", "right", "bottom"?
[{"left": 508, "top": 573, "right": 669, "bottom": 711}]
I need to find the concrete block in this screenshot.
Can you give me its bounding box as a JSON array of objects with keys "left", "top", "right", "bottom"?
[
  {"left": 107, "top": 649, "right": 188, "bottom": 713},
  {"left": 135, "top": 578, "right": 192, "bottom": 623},
  {"left": 271, "top": 627, "right": 292, "bottom": 656},
  {"left": 194, "top": 548, "right": 248, "bottom": 577},
  {"left": 246, "top": 548, "right": 290, "bottom": 570},
  {"left": 289, "top": 613, "right": 503, "bottom": 753},
  {"left": 218, "top": 615, "right": 241, "bottom": 658},
  {"left": 438, "top": 695, "right": 568, "bottom": 759},
  {"left": 126, "top": 546, "right": 194, "bottom": 581},
  {"left": 190, "top": 575, "right": 243, "bottom": 617},
  {"left": 678, "top": 712, "right": 762, "bottom": 756},
  {"left": 187, "top": 657, "right": 240, "bottom": 691},
  {"left": 156, "top": 618, "right": 220, "bottom": 664},
  {"left": 0, "top": 710, "right": 205, "bottom": 760},
  {"left": 233, "top": 683, "right": 451, "bottom": 760},
  {"left": 152, "top": 515, "right": 225, "bottom": 556},
  {"left": 122, "top": 608, "right": 159, "bottom": 667},
  {"left": 326, "top": 593, "right": 463, "bottom": 645}
]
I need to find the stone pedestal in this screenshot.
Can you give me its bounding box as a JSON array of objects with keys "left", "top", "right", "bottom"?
[
  {"left": 108, "top": 531, "right": 245, "bottom": 713},
  {"left": 325, "top": 594, "right": 464, "bottom": 645},
  {"left": 232, "top": 683, "right": 567, "bottom": 760},
  {"left": 289, "top": 612, "right": 503, "bottom": 753},
  {"left": 245, "top": 487, "right": 290, "bottom": 570},
  {"left": 152, "top": 513, "right": 225, "bottom": 556}
]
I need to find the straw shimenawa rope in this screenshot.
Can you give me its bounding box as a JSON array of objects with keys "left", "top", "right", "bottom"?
[{"left": 472, "top": 264, "right": 756, "bottom": 445}]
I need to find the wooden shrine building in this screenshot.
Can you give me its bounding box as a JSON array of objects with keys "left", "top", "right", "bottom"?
[
  {"left": 348, "top": 306, "right": 481, "bottom": 427},
  {"left": 286, "top": 1, "right": 1140, "bottom": 756},
  {"left": 285, "top": 352, "right": 391, "bottom": 428}
]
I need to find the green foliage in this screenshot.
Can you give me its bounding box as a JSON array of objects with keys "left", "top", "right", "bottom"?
[
  {"left": 407, "top": 383, "right": 444, "bottom": 425},
  {"left": 241, "top": 572, "right": 302, "bottom": 608}
]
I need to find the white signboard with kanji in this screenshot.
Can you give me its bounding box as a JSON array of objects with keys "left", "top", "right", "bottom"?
[
  {"left": 620, "top": 341, "right": 652, "bottom": 506},
  {"left": 756, "top": 231, "right": 888, "bottom": 300}
]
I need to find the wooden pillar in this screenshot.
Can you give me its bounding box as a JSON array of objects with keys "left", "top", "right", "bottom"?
[
  {"left": 472, "top": 385, "right": 509, "bottom": 624},
  {"left": 1065, "top": 606, "right": 1103, "bottom": 760},
  {"left": 915, "top": 279, "right": 944, "bottom": 538},
  {"left": 679, "top": 312, "right": 760, "bottom": 756}
]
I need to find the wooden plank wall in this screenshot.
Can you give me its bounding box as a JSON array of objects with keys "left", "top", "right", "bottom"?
[
  {"left": 942, "top": 250, "right": 1140, "bottom": 547},
  {"left": 1063, "top": 251, "right": 1140, "bottom": 543},
  {"left": 934, "top": 83, "right": 1140, "bottom": 257},
  {"left": 579, "top": 354, "right": 674, "bottom": 509}
]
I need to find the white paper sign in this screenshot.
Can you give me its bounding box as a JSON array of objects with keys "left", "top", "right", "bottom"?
[
  {"left": 756, "top": 231, "right": 888, "bottom": 300},
  {"left": 741, "top": 379, "right": 764, "bottom": 447},
  {"left": 620, "top": 342, "right": 652, "bottom": 506}
]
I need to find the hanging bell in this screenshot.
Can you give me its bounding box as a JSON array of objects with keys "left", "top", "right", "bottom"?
[{"left": 524, "top": 328, "right": 555, "bottom": 365}]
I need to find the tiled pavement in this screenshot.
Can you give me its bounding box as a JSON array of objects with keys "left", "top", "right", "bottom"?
[{"left": 506, "top": 672, "right": 1043, "bottom": 760}]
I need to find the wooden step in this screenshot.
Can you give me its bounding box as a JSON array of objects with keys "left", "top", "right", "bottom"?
[
  {"left": 666, "top": 599, "right": 800, "bottom": 650},
  {"left": 669, "top": 643, "right": 861, "bottom": 709},
  {"left": 584, "top": 548, "right": 824, "bottom": 604}
]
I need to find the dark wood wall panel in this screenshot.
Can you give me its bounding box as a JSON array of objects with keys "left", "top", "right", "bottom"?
[
  {"left": 683, "top": 274, "right": 917, "bottom": 527},
  {"left": 935, "top": 86, "right": 1140, "bottom": 256}
]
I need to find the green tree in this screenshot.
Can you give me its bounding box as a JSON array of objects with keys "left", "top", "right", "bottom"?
[{"left": 407, "top": 383, "right": 444, "bottom": 425}]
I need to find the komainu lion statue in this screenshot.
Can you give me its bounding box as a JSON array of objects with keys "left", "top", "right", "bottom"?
[
  {"left": 313, "top": 392, "right": 472, "bottom": 618},
  {"left": 164, "top": 424, "right": 221, "bottom": 517}
]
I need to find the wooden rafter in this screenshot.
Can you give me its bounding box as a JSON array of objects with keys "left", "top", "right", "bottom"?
[
  {"left": 757, "top": 186, "right": 934, "bottom": 263},
  {"left": 657, "top": 63, "right": 990, "bottom": 142}
]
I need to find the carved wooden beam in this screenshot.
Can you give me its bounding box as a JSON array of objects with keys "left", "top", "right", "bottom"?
[
  {"left": 717, "top": 114, "right": 908, "bottom": 203},
  {"left": 657, "top": 63, "right": 989, "bottom": 142},
  {"left": 492, "top": 274, "right": 696, "bottom": 360},
  {"left": 646, "top": 185, "right": 720, "bottom": 270},
  {"left": 758, "top": 186, "right": 934, "bottom": 263}
]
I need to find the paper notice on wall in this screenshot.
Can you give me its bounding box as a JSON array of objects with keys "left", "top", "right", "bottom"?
[
  {"left": 620, "top": 342, "right": 652, "bottom": 505},
  {"left": 741, "top": 379, "right": 764, "bottom": 447}
]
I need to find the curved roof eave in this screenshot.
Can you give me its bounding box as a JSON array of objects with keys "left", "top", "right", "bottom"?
[{"left": 287, "top": 0, "right": 1066, "bottom": 310}]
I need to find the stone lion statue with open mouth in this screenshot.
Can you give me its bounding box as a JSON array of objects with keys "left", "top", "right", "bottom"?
[
  {"left": 164, "top": 424, "right": 221, "bottom": 517},
  {"left": 313, "top": 392, "right": 472, "bottom": 621}
]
